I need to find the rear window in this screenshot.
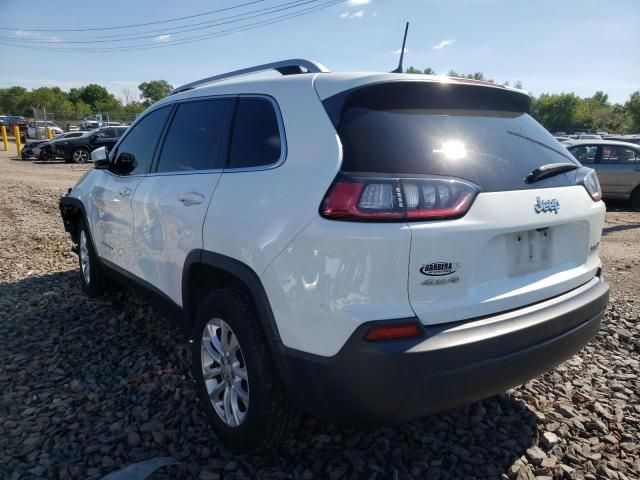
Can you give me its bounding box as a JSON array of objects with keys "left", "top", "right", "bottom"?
[{"left": 326, "top": 82, "right": 578, "bottom": 192}]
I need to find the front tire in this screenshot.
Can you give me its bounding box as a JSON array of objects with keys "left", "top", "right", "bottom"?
[
  {"left": 71, "top": 147, "right": 90, "bottom": 163},
  {"left": 77, "top": 219, "right": 106, "bottom": 297},
  {"left": 192, "top": 289, "right": 299, "bottom": 452},
  {"left": 39, "top": 149, "right": 52, "bottom": 161}
]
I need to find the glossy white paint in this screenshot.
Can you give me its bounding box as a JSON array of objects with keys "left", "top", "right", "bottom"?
[
  {"left": 89, "top": 172, "right": 142, "bottom": 270},
  {"left": 131, "top": 172, "right": 222, "bottom": 305},
  {"left": 202, "top": 76, "right": 341, "bottom": 276},
  {"left": 406, "top": 186, "right": 605, "bottom": 326},
  {"left": 262, "top": 219, "right": 415, "bottom": 357}
]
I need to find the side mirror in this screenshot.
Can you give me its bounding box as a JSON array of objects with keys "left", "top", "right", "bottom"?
[
  {"left": 92, "top": 147, "right": 109, "bottom": 169},
  {"left": 111, "top": 152, "right": 135, "bottom": 175}
]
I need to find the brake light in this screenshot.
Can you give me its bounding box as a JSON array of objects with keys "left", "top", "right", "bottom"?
[
  {"left": 576, "top": 167, "right": 602, "bottom": 202},
  {"left": 321, "top": 173, "right": 480, "bottom": 221},
  {"left": 364, "top": 322, "right": 423, "bottom": 341}
]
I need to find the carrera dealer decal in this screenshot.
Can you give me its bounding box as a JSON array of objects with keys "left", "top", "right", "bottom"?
[
  {"left": 420, "top": 261, "right": 459, "bottom": 276},
  {"left": 420, "top": 261, "right": 461, "bottom": 286}
]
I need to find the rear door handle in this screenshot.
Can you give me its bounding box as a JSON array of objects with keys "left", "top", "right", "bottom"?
[
  {"left": 179, "top": 192, "right": 205, "bottom": 206},
  {"left": 118, "top": 187, "right": 132, "bottom": 197}
]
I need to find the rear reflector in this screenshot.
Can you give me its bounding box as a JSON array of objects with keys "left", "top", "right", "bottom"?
[
  {"left": 321, "top": 173, "right": 480, "bottom": 222},
  {"left": 364, "top": 322, "right": 423, "bottom": 341}
]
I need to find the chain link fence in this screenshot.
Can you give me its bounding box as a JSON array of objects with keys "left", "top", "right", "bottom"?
[{"left": 28, "top": 108, "right": 138, "bottom": 139}]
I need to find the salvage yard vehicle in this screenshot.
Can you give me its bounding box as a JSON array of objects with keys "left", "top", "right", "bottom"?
[
  {"left": 53, "top": 126, "right": 128, "bottom": 163},
  {"left": 566, "top": 139, "right": 640, "bottom": 209},
  {"left": 27, "top": 121, "right": 63, "bottom": 139},
  {"left": 21, "top": 139, "right": 51, "bottom": 160},
  {"left": 59, "top": 59, "right": 609, "bottom": 451}
]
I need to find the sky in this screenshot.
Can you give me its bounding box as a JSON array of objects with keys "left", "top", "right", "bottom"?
[{"left": 0, "top": 0, "right": 638, "bottom": 104}]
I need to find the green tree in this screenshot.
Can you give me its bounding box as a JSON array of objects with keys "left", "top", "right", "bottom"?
[
  {"left": 78, "top": 84, "right": 114, "bottom": 110},
  {"left": 531, "top": 93, "right": 580, "bottom": 132},
  {"left": 625, "top": 91, "right": 640, "bottom": 131},
  {"left": 138, "top": 80, "right": 173, "bottom": 106}
]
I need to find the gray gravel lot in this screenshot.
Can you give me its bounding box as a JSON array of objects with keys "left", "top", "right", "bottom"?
[{"left": 0, "top": 151, "right": 638, "bottom": 480}]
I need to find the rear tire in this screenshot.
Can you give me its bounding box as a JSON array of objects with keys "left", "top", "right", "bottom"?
[
  {"left": 71, "top": 147, "right": 90, "bottom": 164},
  {"left": 77, "top": 219, "right": 106, "bottom": 297},
  {"left": 630, "top": 187, "right": 640, "bottom": 212},
  {"left": 192, "top": 289, "right": 299, "bottom": 452},
  {"left": 39, "top": 149, "right": 52, "bottom": 161}
]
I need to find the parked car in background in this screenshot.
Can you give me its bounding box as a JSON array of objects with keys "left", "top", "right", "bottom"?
[
  {"left": 6, "top": 116, "right": 28, "bottom": 141},
  {"left": 39, "top": 131, "right": 86, "bottom": 160},
  {"left": 102, "top": 121, "right": 123, "bottom": 127},
  {"left": 603, "top": 135, "right": 640, "bottom": 146},
  {"left": 53, "top": 126, "right": 128, "bottom": 163},
  {"left": 21, "top": 139, "right": 51, "bottom": 160},
  {"left": 80, "top": 117, "right": 101, "bottom": 130},
  {"left": 554, "top": 135, "right": 571, "bottom": 142},
  {"left": 27, "top": 121, "right": 64, "bottom": 139},
  {"left": 566, "top": 139, "right": 640, "bottom": 209}
]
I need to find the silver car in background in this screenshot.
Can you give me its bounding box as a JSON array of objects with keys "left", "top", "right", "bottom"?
[{"left": 566, "top": 140, "right": 640, "bottom": 210}]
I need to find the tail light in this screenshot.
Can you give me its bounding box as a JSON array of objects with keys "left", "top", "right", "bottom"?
[
  {"left": 576, "top": 167, "right": 602, "bottom": 201},
  {"left": 321, "top": 173, "right": 480, "bottom": 222}
]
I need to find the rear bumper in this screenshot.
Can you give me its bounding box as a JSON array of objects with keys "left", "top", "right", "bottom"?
[{"left": 276, "top": 275, "right": 608, "bottom": 424}]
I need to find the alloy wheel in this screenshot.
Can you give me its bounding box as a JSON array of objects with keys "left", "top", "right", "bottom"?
[
  {"left": 201, "top": 318, "right": 249, "bottom": 427},
  {"left": 79, "top": 230, "right": 90, "bottom": 284}
]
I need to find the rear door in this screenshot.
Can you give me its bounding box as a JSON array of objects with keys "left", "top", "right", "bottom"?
[
  {"left": 593, "top": 144, "right": 640, "bottom": 196},
  {"left": 327, "top": 81, "right": 604, "bottom": 326},
  {"left": 131, "top": 97, "right": 234, "bottom": 305}
]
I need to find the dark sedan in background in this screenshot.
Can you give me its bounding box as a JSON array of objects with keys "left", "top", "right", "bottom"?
[{"left": 53, "top": 126, "right": 128, "bottom": 163}]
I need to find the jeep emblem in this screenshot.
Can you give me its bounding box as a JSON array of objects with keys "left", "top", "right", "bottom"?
[
  {"left": 420, "top": 262, "right": 458, "bottom": 276},
  {"left": 534, "top": 197, "right": 560, "bottom": 214}
]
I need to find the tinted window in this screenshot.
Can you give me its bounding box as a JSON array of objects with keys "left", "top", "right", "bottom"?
[
  {"left": 327, "top": 82, "right": 579, "bottom": 192},
  {"left": 601, "top": 145, "right": 637, "bottom": 164},
  {"left": 116, "top": 127, "right": 128, "bottom": 137},
  {"left": 568, "top": 145, "right": 597, "bottom": 164},
  {"left": 229, "top": 98, "right": 281, "bottom": 169},
  {"left": 96, "top": 128, "right": 116, "bottom": 139},
  {"left": 114, "top": 106, "right": 170, "bottom": 175},
  {"left": 157, "top": 99, "right": 232, "bottom": 173}
]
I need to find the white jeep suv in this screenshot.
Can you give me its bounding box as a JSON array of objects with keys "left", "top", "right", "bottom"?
[{"left": 60, "top": 59, "right": 609, "bottom": 451}]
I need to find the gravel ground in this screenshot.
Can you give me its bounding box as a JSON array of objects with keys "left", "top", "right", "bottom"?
[{"left": 0, "top": 151, "right": 638, "bottom": 480}]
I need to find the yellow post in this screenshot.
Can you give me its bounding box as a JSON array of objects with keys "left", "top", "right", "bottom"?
[
  {"left": 13, "top": 125, "right": 22, "bottom": 157},
  {"left": 1, "top": 126, "right": 8, "bottom": 151},
  {"left": 47, "top": 127, "right": 53, "bottom": 140}
]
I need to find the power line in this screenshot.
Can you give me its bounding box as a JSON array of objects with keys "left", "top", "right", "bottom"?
[
  {"left": 0, "top": 0, "right": 268, "bottom": 32},
  {"left": 0, "top": 0, "right": 324, "bottom": 44},
  {"left": 0, "top": 0, "right": 343, "bottom": 53}
]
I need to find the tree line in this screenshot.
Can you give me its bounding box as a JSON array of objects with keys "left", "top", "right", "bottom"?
[
  {"left": 406, "top": 66, "right": 639, "bottom": 134},
  {"left": 0, "top": 80, "right": 173, "bottom": 124},
  {"left": 1, "top": 73, "right": 639, "bottom": 134}
]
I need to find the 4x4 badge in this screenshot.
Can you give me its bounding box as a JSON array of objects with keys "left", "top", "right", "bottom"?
[
  {"left": 534, "top": 197, "right": 560, "bottom": 214},
  {"left": 420, "top": 262, "right": 459, "bottom": 276}
]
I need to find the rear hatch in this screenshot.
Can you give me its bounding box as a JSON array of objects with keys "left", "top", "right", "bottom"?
[{"left": 319, "top": 78, "right": 605, "bottom": 325}]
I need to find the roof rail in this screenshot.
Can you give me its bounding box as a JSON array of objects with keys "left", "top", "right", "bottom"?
[{"left": 170, "top": 59, "right": 330, "bottom": 95}]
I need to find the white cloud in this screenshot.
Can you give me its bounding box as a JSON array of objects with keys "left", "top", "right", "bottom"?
[
  {"left": 394, "top": 47, "right": 409, "bottom": 54},
  {"left": 340, "top": 10, "right": 365, "bottom": 19},
  {"left": 15, "top": 29, "right": 62, "bottom": 42},
  {"left": 154, "top": 34, "right": 171, "bottom": 43},
  {"left": 433, "top": 39, "right": 455, "bottom": 49},
  {"left": 346, "top": 0, "right": 371, "bottom": 5}
]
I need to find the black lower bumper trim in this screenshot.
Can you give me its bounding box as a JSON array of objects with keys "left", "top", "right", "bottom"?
[{"left": 275, "top": 276, "right": 609, "bottom": 424}]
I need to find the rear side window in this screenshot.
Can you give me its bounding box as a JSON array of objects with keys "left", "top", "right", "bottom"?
[
  {"left": 568, "top": 145, "right": 597, "bottom": 164},
  {"left": 228, "top": 98, "right": 282, "bottom": 169},
  {"left": 326, "top": 82, "right": 579, "bottom": 192},
  {"left": 157, "top": 99, "right": 233, "bottom": 173},
  {"left": 601, "top": 145, "right": 637, "bottom": 164},
  {"left": 113, "top": 106, "right": 170, "bottom": 175}
]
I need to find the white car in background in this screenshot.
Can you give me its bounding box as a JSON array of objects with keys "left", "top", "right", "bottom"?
[{"left": 27, "top": 121, "right": 63, "bottom": 139}]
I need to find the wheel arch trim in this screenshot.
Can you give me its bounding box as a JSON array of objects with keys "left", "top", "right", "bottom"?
[{"left": 182, "top": 249, "right": 282, "bottom": 343}]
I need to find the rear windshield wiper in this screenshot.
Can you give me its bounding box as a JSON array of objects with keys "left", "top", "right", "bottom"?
[{"left": 525, "top": 163, "right": 579, "bottom": 184}]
